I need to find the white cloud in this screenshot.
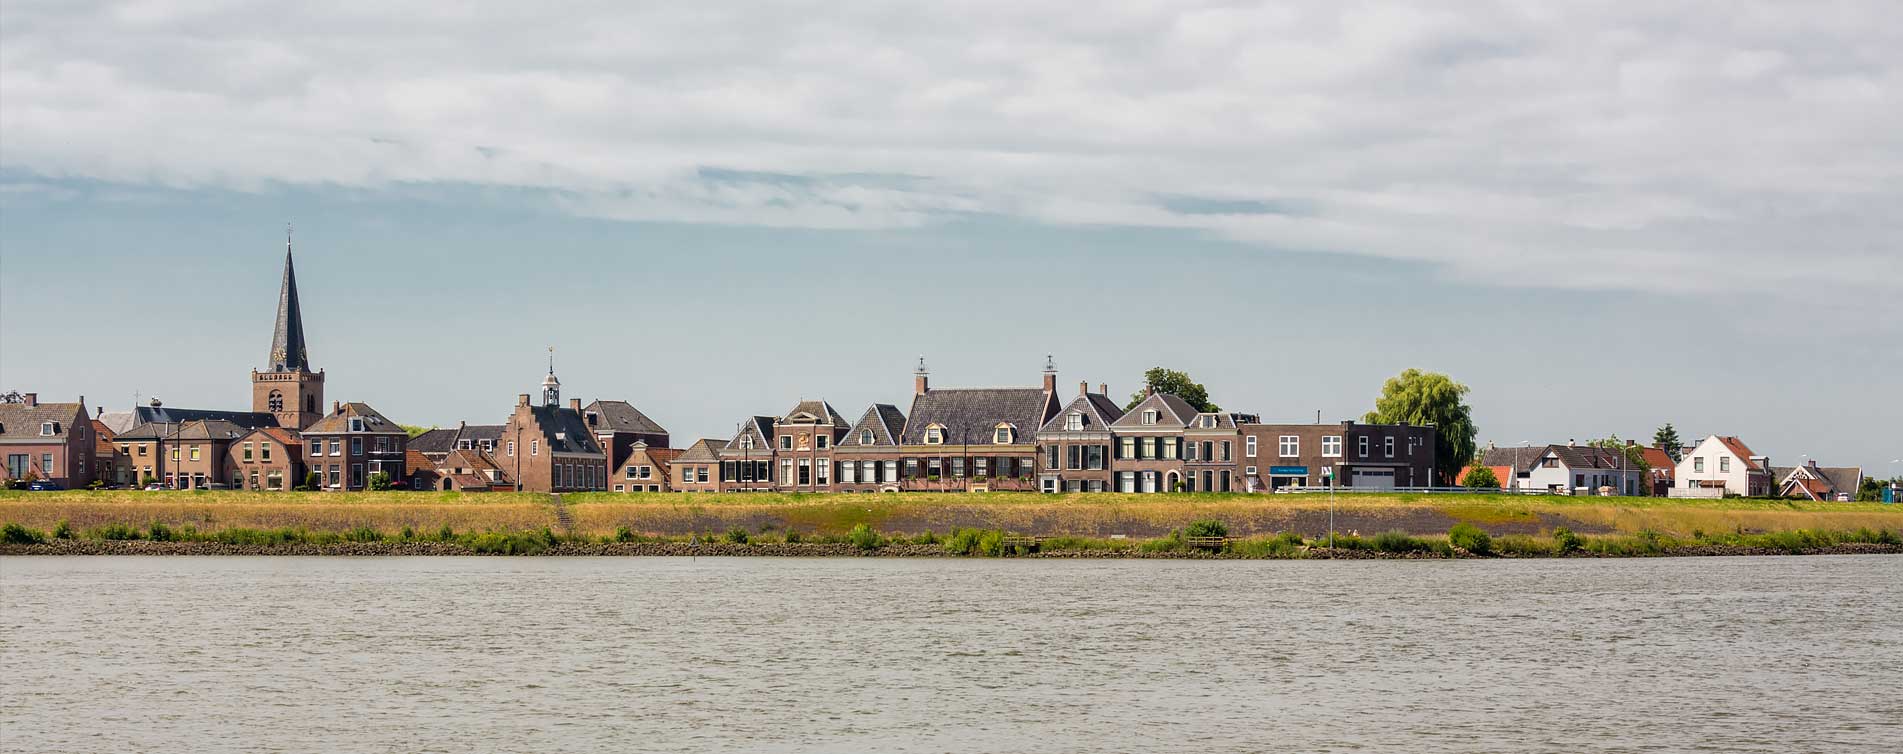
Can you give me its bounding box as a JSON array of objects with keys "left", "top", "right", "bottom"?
[{"left": 3, "top": 0, "right": 1900, "bottom": 300}]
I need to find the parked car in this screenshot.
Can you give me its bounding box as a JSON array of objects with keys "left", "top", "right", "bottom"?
[
  {"left": 26, "top": 479, "right": 65, "bottom": 491},
  {"left": 143, "top": 482, "right": 166, "bottom": 491}
]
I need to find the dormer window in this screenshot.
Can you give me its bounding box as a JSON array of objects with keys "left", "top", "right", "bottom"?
[
  {"left": 925, "top": 426, "right": 944, "bottom": 445},
  {"left": 1142, "top": 410, "right": 1158, "bottom": 425},
  {"left": 1201, "top": 415, "right": 1216, "bottom": 428},
  {"left": 1065, "top": 412, "right": 1083, "bottom": 431},
  {"left": 860, "top": 429, "right": 873, "bottom": 445},
  {"left": 739, "top": 435, "right": 754, "bottom": 449},
  {"left": 348, "top": 418, "right": 364, "bottom": 432},
  {"left": 458, "top": 439, "right": 472, "bottom": 449},
  {"left": 993, "top": 425, "right": 1013, "bottom": 444},
  {"left": 41, "top": 421, "right": 58, "bottom": 436},
  {"left": 586, "top": 412, "right": 598, "bottom": 427}
]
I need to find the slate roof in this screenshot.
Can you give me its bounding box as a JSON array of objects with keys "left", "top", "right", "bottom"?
[
  {"left": 780, "top": 400, "right": 850, "bottom": 430},
  {"left": 267, "top": 244, "right": 311, "bottom": 372},
  {"left": 116, "top": 420, "right": 248, "bottom": 443},
  {"left": 1480, "top": 445, "right": 1634, "bottom": 472},
  {"left": 304, "top": 402, "right": 407, "bottom": 435},
  {"left": 582, "top": 400, "right": 669, "bottom": 435},
  {"left": 1183, "top": 411, "right": 1253, "bottom": 434},
  {"left": 1109, "top": 393, "right": 1197, "bottom": 430},
  {"left": 1772, "top": 465, "right": 1862, "bottom": 498},
  {"left": 132, "top": 404, "right": 278, "bottom": 430},
  {"left": 902, "top": 388, "right": 1054, "bottom": 446},
  {"left": 1038, "top": 393, "right": 1124, "bottom": 434},
  {"left": 409, "top": 428, "right": 459, "bottom": 454},
  {"left": 413, "top": 424, "right": 507, "bottom": 455},
  {"left": 521, "top": 405, "right": 602, "bottom": 455},
  {"left": 97, "top": 411, "right": 139, "bottom": 435},
  {"left": 841, "top": 404, "right": 908, "bottom": 447},
  {"left": 722, "top": 416, "right": 775, "bottom": 454},
  {"left": 676, "top": 439, "right": 725, "bottom": 464},
  {"left": 0, "top": 401, "right": 84, "bottom": 441}
]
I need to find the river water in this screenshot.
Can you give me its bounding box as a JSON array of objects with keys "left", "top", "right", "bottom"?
[{"left": 2, "top": 556, "right": 1898, "bottom": 754}]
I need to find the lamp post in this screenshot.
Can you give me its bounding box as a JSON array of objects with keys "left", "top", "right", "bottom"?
[{"left": 1325, "top": 464, "right": 1335, "bottom": 550}]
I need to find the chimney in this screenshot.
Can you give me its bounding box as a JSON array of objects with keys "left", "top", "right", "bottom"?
[
  {"left": 569, "top": 398, "right": 582, "bottom": 412},
  {"left": 518, "top": 394, "right": 531, "bottom": 407},
  {"left": 332, "top": 400, "right": 341, "bottom": 413},
  {"left": 1098, "top": 383, "right": 1107, "bottom": 395},
  {"left": 914, "top": 356, "right": 930, "bottom": 396},
  {"left": 97, "top": 406, "right": 105, "bottom": 418},
  {"left": 1042, "top": 354, "right": 1057, "bottom": 394},
  {"left": 1078, "top": 380, "right": 1089, "bottom": 396},
  {"left": 22, "top": 393, "right": 36, "bottom": 407}
]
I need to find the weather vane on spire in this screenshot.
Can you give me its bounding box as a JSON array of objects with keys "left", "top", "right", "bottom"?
[
  {"left": 286, "top": 222, "right": 293, "bottom": 251},
  {"left": 548, "top": 345, "right": 556, "bottom": 375}
]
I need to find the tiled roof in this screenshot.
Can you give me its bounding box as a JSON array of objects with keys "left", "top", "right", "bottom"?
[
  {"left": 781, "top": 400, "right": 850, "bottom": 430},
  {"left": 676, "top": 439, "right": 725, "bottom": 464},
  {"left": 1716, "top": 436, "right": 1762, "bottom": 470},
  {"left": 841, "top": 404, "right": 907, "bottom": 447},
  {"left": 1639, "top": 447, "right": 1676, "bottom": 480},
  {"left": 0, "top": 401, "right": 85, "bottom": 440},
  {"left": 232, "top": 426, "right": 301, "bottom": 448},
  {"left": 170, "top": 420, "right": 249, "bottom": 441},
  {"left": 582, "top": 400, "right": 668, "bottom": 435},
  {"left": 1480, "top": 445, "right": 1633, "bottom": 472},
  {"left": 1109, "top": 393, "right": 1197, "bottom": 430},
  {"left": 97, "top": 411, "right": 139, "bottom": 434},
  {"left": 1039, "top": 393, "right": 1124, "bottom": 434},
  {"left": 722, "top": 417, "right": 775, "bottom": 453},
  {"left": 305, "top": 402, "right": 407, "bottom": 435},
  {"left": 902, "top": 388, "right": 1054, "bottom": 446},
  {"left": 405, "top": 449, "right": 435, "bottom": 475},
  {"left": 1773, "top": 465, "right": 1862, "bottom": 497}
]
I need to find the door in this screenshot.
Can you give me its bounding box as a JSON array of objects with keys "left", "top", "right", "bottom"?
[{"left": 1351, "top": 468, "right": 1396, "bottom": 491}]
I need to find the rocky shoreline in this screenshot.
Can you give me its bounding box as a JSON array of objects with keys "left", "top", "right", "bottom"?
[{"left": 4, "top": 540, "right": 1899, "bottom": 558}]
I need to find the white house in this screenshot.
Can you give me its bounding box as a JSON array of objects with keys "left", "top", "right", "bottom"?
[
  {"left": 1479, "top": 444, "right": 1645, "bottom": 496},
  {"left": 1672, "top": 435, "right": 1772, "bottom": 498}
]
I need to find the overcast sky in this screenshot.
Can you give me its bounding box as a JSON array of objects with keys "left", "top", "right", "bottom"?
[{"left": 3, "top": 1, "right": 1899, "bottom": 473}]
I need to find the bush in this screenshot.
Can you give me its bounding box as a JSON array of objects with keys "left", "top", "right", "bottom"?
[
  {"left": 344, "top": 526, "right": 382, "bottom": 543},
  {"left": 93, "top": 523, "right": 142, "bottom": 540},
  {"left": 724, "top": 527, "right": 750, "bottom": 544},
  {"left": 140, "top": 475, "right": 158, "bottom": 488},
  {"left": 1371, "top": 530, "right": 1430, "bottom": 554},
  {"left": 1448, "top": 523, "right": 1492, "bottom": 555},
  {"left": 976, "top": 529, "right": 1004, "bottom": 557},
  {"left": 614, "top": 526, "right": 636, "bottom": 543},
  {"left": 1494, "top": 534, "right": 1556, "bottom": 557},
  {"left": 2, "top": 523, "right": 47, "bottom": 544},
  {"left": 147, "top": 522, "right": 177, "bottom": 542},
  {"left": 1552, "top": 527, "right": 1583, "bottom": 554},
  {"left": 783, "top": 528, "right": 802, "bottom": 544},
  {"left": 400, "top": 525, "right": 417, "bottom": 541},
  {"left": 1463, "top": 465, "right": 1500, "bottom": 489},
  {"left": 437, "top": 524, "right": 456, "bottom": 542},
  {"left": 1141, "top": 529, "right": 1186, "bottom": 553},
  {"left": 1185, "top": 519, "right": 1229, "bottom": 538},
  {"left": 53, "top": 520, "right": 73, "bottom": 540},
  {"left": 847, "top": 523, "right": 883, "bottom": 551},
  {"left": 910, "top": 530, "right": 939, "bottom": 545},
  {"left": 944, "top": 528, "right": 984, "bottom": 555},
  {"left": 367, "top": 472, "right": 393, "bottom": 491}
]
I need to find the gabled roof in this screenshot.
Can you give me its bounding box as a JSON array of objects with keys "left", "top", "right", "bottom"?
[
  {"left": 409, "top": 428, "right": 459, "bottom": 454},
  {"left": 170, "top": 419, "right": 249, "bottom": 441},
  {"left": 1039, "top": 393, "right": 1124, "bottom": 434},
  {"left": 521, "top": 405, "right": 601, "bottom": 455},
  {"left": 1109, "top": 393, "right": 1197, "bottom": 430},
  {"left": 620, "top": 443, "right": 685, "bottom": 474},
  {"left": 233, "top": 426, "right": 301, "bottom": 447},
  {"left": 1, "top": 400, "right": 88, "bottom": 441},
  {"left": 92, "top": 419, "right": 117, "bottom": 455},
  {"left": 1714, "top": 436, "right": 1763, "bottom": 470},
  {"left": 1639, "top": 447, "right": 1676, "bottom": 479},
  {"left": 97, "top": 411, "right": 139, "bottom": 434},
  {"left": 1183, "top": 411, "right": 1252, "bottom": 433},
  {"left": 780, "top": 400, "right": 850, "bottom": 430},
  {"left": 582, "top": 400, "right": 668, "bottom": 435},
  {"left": 305, "top": 402, "right": 407, "bottom": 435},
  {"left": 676, "top": 438, "right": 725, "bottom": 464},
  {"left": 1480, "top": 445, "right": 1634, "bottom": 472},
  {"left": 841, "top": 404, "right": 908, "bottom": 447},
  {"left": 722, "top": 416, "right": 775, "bottom": 453},
  {"left": 902, "top": 388, "right": 1054, "bottom": 446},
  {"left": 132, "top": 404, "right": 278, "bottom": 430},
  {"left": 1772, "top": 464, "right": 1862, "bottom": 497}
]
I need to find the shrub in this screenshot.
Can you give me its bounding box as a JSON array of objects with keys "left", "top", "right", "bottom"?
[
  {"left": 1448, "top": 523, "right": 1492, "bottom": 555},
  {"left": 910, "top": 530, "right": 940, "bottom": 545},
  {"left": 147, "top": 522, "right": 177, "bottom": 542},
  {"left": 437, "top": 524, "right": 456, "bottom": 542},
  {"left": 944, "top": 528, "right": 984, "bottom": 555},
  {"left": 1185, "top": 519, "right": 1229, "bottom": 538},
  {"left": 847, "top": 523, "right": 883, "bottom": 551},
  {"left": 400, "top": 526, "right": 417, "bottom": 541},
  {"left": 724, "top": 527, "right": 750, "bottom": 544},
  {"left": 140, "top": 474, "right": 158, "bottom": 488},
  {"left": 976, "top": 529, "right": 1004, "bottom": 557},
  {"left": 1371, "top": 530, "right": 1429, "bottom": 554},
  {"left": 344, "top": 526, "right": 382, "bottom": 543},
  {"left": 1552, "top": 527, "right": 1583, "bottom": 554},
  {"left": 1494, "top": 534, "right": 1556, "bottom": 557},
  {"left": 2, "top": 523, "right": 47, "bottom": 544},
  {"left": 93, "top": 523, "right": 142, "bottom": 541},
  {"left": 87, "top": 479, "right": 107, "bottom": 490},
  {"left": 52, "top": 520, "right": 73, "bottom": 540},
  {"left": 1463, "top": 465, "right": 1500, "bottom": 489},
  {"left": 783, "top": 528, "right": 802, "bottom": 544},
  {"left": 1141, "top": 529, "right": 1185, "bottom": 553},
  {"left": 303, "top": 471, "right": 322, "bottom": 491},
  {"left": 614, "top": 526, "right": 637, "bottom": 543},
  {"left": 367, "top": 472, "right": 393, "bottom": 491}
]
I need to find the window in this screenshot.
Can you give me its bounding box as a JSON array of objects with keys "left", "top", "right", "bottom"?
[
  {"left": 262, "top": 444, "right": 272, "bottom": 462},
  {"left": 860, "top": 430, "right": 873, "bottom": 445},
  {"left": 1358, "top": 436, "right": 1370, "bottom": 458},
  {"left": 841, "top": 461, "right": 857, "bottom": 484},
  {"left": 267, "top": 391, "right": 283, "bottom": 412},
  {"left": 506, "top": 441, "right": 515, "bottom": 457},
  {"left": 189, "top": 446, "right": 201, "bottom": 462},
  {"left": 1322, "top": 436, "right": 1343, "bottom": 457},
  {"left": 1720, "top": 457, "right": 1730, "bottom": 473},
  {"left": 975, "top": 458, "right": 988, "bottom": 477},
  {"left": 1384, "top": 437, "right": 1394, "bottom": 458},
  {"left": 1541, "top": 457, "right": 1559, "bottom": 469},
  {"left": 1142, "top": 410, "right": 1158, "bottom": 425},
  {"left": 348, "top": 418, "right": 364, "bottom": 432},
  {"left": 1201, "top": 441, "right": 1214, "bottom": 461},
  {"left": 329, "top": 439, "right": 341, "bottom": 456},
  {"left": 1086, "top": 445, "right": 1105, "bottom": 470},
  {"left": 1246, "top": 436, "right": 1257, "bottom": 457},
  {"left": 243, "top": 443, "right": 254, "bottom": 461},
  {"left": 1141, "top": 437, "right": 1155, "bottom": 459},
  {"left": 994, "top": 426, "right": 1012, "bottom": 444},
  {"left": 1278, "top": 436, "right": 1297, "bottom": 457},
  {"left": 925, "top": 427, "right": 943, "bottom": 444},
  {"left": 350, "top": 437, "right": 363, "bottom": 456},
  {"left": 1201, "top": 415, "right": 1216, "bottom": 429},
  {"left": 781, "top": 459, "right": 795, "bottom": 485},
  {"left": 627, "top": 466, "right": 638, "bottom": 480},
  {"left": 1047, "top": 445, "right": 1060, "bottom": 469},
  {"left": 1246, "top": 466, "right": 1258, "bottom": 476},
  {"left": 1220, "top": 441, "right": 1231, "bottom": 462},
  {"left": 1120, "top": 437, "right": 1135, "bottom": 459},
  {"left": 44, "top": 453, "right": 55, "bottom": 474},
  {"left": 884, "top": 460, "right": 897, "bottom": 482},
  {"left": 137, "top": 443, "right": 147, "bottom": 456},
  {"left": 40, "top": 421, "right": 56, "bottom": 436},
  {"left": 798, "top": 458, "right": 812, "bottom": 485},
  {"left": 1161, "top": 438, "right": 1178, "bottom": 460},
  {"left": 817, "top": 435, "right": 829, "bottom": 449},
  {"left": 1186, "top": 442, "right": 1198, "bottom": 461},
  {"left": 1575, "top": 474, "right": 1585, "bottom": 489},
  {"left": 1065, "top": 413, "right": 1083, "bottom": 431},
  {"left": 310, "top": 441, "right": 322, "bottom": 457},
  {"left": 1693, "top": 456, "right": 1705, "bottom": 473},
  {"left": 951, "top": 458, "right": 965, "bottom": 478},
  {"left": 531, "top": 440, "right": 539, "bottom": 456},
  {"left": 779, "top": 435, "right": 792, "bottom": 450},
  {"left": 928, "top": 458, "right": 942, "bottom": 477},
  {"left": 1042, "top": 478, "right": 1057, "bottom": 493},
  {"left": 904, "top": 459, "right": 919, "bottom": 477},
  {"left": 817, "top": 460, "right": 830, "bottom": 485}
]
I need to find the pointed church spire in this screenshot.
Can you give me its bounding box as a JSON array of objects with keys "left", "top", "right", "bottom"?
[{"left": 268, "top": 224, "right": 310, "bottom": 372}]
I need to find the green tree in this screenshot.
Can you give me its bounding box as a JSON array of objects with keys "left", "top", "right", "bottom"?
[
  {"left": 1127, "top": 367, "right": 1219, "bottom": 413},
  {"left": 1588, "top": 436, "right": 1650, "bottom": 472},
  {"left": 400, "top": 424, "right": 434, "bottom": 439},
  {"left": 1364, "top": 369, "right": 1476, "bottom": 485},
  {"left": 1462, "top": 465, "right": 1500, "bottom": 489},
  {"left": 1653, "top": 423, "right": 1683, "bottom": 462}
]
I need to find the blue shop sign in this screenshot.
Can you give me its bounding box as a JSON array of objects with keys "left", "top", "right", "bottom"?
[{"left": 1269, "top": 466, "right": 1308, "bottom": 476}]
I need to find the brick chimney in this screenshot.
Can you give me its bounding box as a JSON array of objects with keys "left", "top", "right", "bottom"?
[
  {"left": 914, "top": 356, "right": 930, "bottom": 396},
  {"left": 518, "top": 394, "right": 531, "bottom": 407},
  {"left": 1078, "top": 380, "right": 1088, "bottom": 396},
  {"left": 1099, "top": 383, "right": 1107, "bottom": 396},
  {"left": 568, "top": 398, "right": 582, "bottom": 412},
  {"left": 22, "top": 393, "right": 36, "bottom": 407},
  {"left": 1042, "top": 354, "right": 1057, "bottom": 394},
  {"left": 332, "top": 400, "right": 341, "bottom": 413}
]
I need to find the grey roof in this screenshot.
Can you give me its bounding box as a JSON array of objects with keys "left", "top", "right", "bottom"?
[
  {"left": 1480, "top": 445, "right": 1633, "bottom": 472},
  {"left": 132, "top": 405, "right": 279, "bottom": 430},
  {"left": 304, "top": 402, "right": 407, "bottom": 436},
  {"left": 676, "top": 438, "right": 725, "bottom": 464},
  {"left": 780, "top": 400, "right": 850, "bottom": 430},
  {"left": 114, "top": 420, "right": 246, "bottom": 442},
  {"left": 841, "top": 404, "right": 907, "bottom": 447},
  {"left": 1772, "top": 465, "right": 1863, "bottom": 495},
  {"left": 902, "top": 388, "right": 1054, "bottom": 446},
  {"left": 1038, "top": 393, "right": 1124, "bottom": 434},
  {"left": 1184, "top": 412, "right": 1259, "bottom": 433},
  {"left": 0, "top": 401, "right": 86, "bottom": 441},
  {"left": 96, "top": 411, "right": 139, "bottom": 434},
  {"left": 411, "top": 424, "right": 503, "bottom": 455},
  {"left": 722, "top": 416, "right": 775, "bottom": 454},
  {"left": 267, "top": 243, "right": 311, "bottom": 373},
  {"left": 582, "top": 400, "right": 668, "bottom": 435},
  {"left": 522, "top": 405, "right": 601, "bottom": 455},
  {"left": 1110, "top": 393, "right": 1197, "bottom": 430},
  {"left": 409, "top": 428, "right": 458, "bottom": 454}
]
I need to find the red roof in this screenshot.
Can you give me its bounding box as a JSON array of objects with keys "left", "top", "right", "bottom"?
[
  {"left": 1639, "top": 447, "right": 1676, "bottom": 479},
  {"left": 1717, "top": 436, "right": 1761, "bottom": 470}
]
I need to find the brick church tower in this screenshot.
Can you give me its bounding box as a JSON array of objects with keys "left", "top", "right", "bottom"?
[{"left": 252, "top": 228, "right": 325, "bottom": 430}]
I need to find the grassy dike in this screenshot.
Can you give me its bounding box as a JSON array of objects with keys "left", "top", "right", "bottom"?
[{"left": 3, "top": 489, "right": 1900, "bottom": 558}]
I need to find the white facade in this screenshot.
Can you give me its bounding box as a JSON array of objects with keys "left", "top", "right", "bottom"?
[
  {"left": 1517, "top": 448, "right": 1644, "bottom": 495},
  {"left": 1672, "top": 435, "right": 1769, "bottom": 497}
]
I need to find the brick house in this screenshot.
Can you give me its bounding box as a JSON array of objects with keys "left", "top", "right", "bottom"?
[
  {"left": 91, "top": 415, "right": 130, "bottom": 487},
  {"left": 114, "top": 419, "right": 246, "bottom": 490},
  {"left": 1107, "top": 390, "right": 1196, "bottom": 493},
  {"left": 614, "top": 441, "right": 681, "bottom": 493},
  {"left": 893, "top": 358, "right": 1056, "bottom": 492},
  {"left": 674, "top": 439, "right": 725, "bottom": 492},
  {"left": 224, "top": 427, "right": 304, "bottom": 491},
  {"left": 835, "top": 404, "right": 907, "bottom": 493},
  {"left": 1240, "top": 420, "right": 1437, "bottom": 491},
  {"left": 494, "top": 362, "right": 608, "bottom": 492},
  {"left": 1184, "top": 411, "right": 1256, "bottom": 492},
  {"left": 583, "top": 400, "right": 670, "bottom": 466},
  {"left": 301, "top": 401, "right": 409, "bottom": 491},
  {"left": 717, "top": 417, "right": 775, "bottom": 492},
  {"left": 1036, "top": 382, "right": 1123, "bottom": 493},
  {"left": 771, "top": 400, "right": 851, "bottom": 492},
  {"left": 0, "top": 393, "right": 93, "bottom": 487},
  {"left": 410, "top": 423, "right": 506, "bottom": 463}
]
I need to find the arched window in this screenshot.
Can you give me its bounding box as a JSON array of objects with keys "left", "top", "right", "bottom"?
[{"left": 267, "top": 390, "right": 284, "bottom": 412}]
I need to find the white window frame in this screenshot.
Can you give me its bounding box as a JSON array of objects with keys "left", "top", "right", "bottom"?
[
  {"left": 1245, "top": 436, "right": 1258, "bottom": 458},
  {"left": 1065, "top": 413, "right": 1083, "bottom": 431},
  {"left": 1358, "top": 436, "right": 1370, "bottom": 458},
  {"left": 1279, "top": 435, "right": 1298, "bottom": 457},
  {"left": 1322, "top": 436, "right": 1343, "bottom": 458}
]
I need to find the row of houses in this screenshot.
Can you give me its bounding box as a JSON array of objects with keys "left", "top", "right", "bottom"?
[{"left": 1464, "top": 435, "right": 1866, "bottom": 501}]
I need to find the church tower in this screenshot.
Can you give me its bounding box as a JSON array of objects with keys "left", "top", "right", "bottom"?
[{"left": 252, "top": 226, "right": 325, "bottom": 430}]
